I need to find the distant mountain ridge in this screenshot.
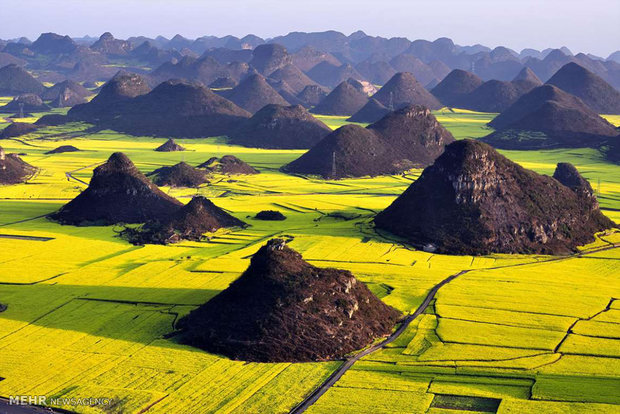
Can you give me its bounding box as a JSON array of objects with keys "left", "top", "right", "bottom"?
[{"left": 1, "top": 31, "right": 618, "bottom": 109}]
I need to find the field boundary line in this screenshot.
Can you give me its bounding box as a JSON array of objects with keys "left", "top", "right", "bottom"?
[
  {"left": 289, "top": 269, "right": 469, "bottom": 413},
  {"left": 290, "top": 241, "right": 620, "bottom": 413}
]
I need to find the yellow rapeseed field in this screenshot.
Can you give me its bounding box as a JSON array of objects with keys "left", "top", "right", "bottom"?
[{"left": 0, "top": 108, "right": 618, "bottom": 413}]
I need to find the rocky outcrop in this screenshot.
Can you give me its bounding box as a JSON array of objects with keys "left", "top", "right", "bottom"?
[
  {"left": 155, "top": 139, "right": 185, "bottom": 152},
  {"left": 0, "top": 122, "right": 38, "bottom": 138},
  {"left": 148, "top": 162, "right": 208, "bottom": 188},
  {"left": 374, "top": 139, "right": 615, "bottom": 255},
  {"left": 0, "top": 146, "right": 37, "bottom": 184},
  {"left": 123, "top": 196, "right": 246, "bottom": 245},
  {"left": 296, "top": 85, "right": 328, "bottom": 108},
  {"left": 0, "top": 94, "right": 50, "bottom": 113},
  {"left": 177, "top": 239, "right": 401, "bottom": 362},
  {"left": 254, "top": 210, "right": 286, "bottom": 220},
  {"left": 286, "top": 105, "right": 454, "bottom": 178},
  {"left": 45, "top": 145, "right": 80, "bottom": 154},
  {"left": 198, "top": 155, "right": 259, "bottom": 175},
  {"left": 50, "top": 152, "right": 182, "bottom": 225},
  {"left": 68, "top": 71, "right": 151, "bottom": 121}
]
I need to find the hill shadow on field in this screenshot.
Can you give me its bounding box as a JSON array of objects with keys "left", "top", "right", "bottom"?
[{"left": 0, "top": 283, "right": 223, "bottom": 347}]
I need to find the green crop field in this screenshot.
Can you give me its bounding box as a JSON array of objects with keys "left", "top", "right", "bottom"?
[{"left": 0, "top": 106, "right": 618, "bottom": 413}]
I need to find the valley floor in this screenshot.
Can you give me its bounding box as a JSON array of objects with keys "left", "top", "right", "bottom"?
[{"left": 0, "top": 109, "right": 618, "bottom": 413}]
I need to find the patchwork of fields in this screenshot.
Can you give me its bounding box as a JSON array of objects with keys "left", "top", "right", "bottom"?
[{"left": 0, "top": 109, "right": 618, "bottom": 413}]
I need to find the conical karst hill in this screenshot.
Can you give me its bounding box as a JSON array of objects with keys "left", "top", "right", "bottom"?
[
  {"left": 177, "top": 238, "right": 401, "bottom": 362},
  {"left": 50, "top": 152, "right": 182, "bottom": 225},
  {"left": 374, "top": 139, "right": 614, "bottom": 255}
]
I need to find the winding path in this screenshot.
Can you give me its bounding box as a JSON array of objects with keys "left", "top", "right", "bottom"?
[
  {"left": 290, "top": 270, "right": 469, "bottom": 413},
  {"left": 289, "top": 241, "right": 620, "bottom": 413}
]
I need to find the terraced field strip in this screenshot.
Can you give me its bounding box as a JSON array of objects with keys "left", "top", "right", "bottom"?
[
  {"left": 290, "top": 269, "right": 469, "bottom": 413},
  {"left": 291, "top": 241, "right": 620, "bottom": 413}
]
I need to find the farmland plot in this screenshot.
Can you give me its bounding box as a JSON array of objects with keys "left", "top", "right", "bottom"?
[{"left": 0, "top": 109, "right": 618, "bottom": 413}]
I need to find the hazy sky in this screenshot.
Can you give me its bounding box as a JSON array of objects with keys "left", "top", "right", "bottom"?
[{"left": 1, "top": 0, "right": 619, "bottom": 57}]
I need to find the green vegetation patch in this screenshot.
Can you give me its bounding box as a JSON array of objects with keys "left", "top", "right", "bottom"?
[{"left": 430, "top": 394, "right": 502, "bottom": 412}]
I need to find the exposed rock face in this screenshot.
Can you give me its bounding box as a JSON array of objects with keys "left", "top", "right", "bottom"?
[
  {"left": 0, "top": 94, "right": 50, "bottom": 113},
  {"left": 296, "top": 85, "right": 327, "bottom": 108},
  {"left": 483, "top": 85, "right": 618, "bottom": 149},
  {"left": 552, "top": 162, "right": 596, "bottom": 197},
  {"left": 367, "top": 105, "right": 456, "bottom": 166},
  {"left": 155, "top": 139, "right": 185, "bottom": 152},
  {"left": 50, "top": 87, "right": 88, "bottom": 108},
  {"left": 255, "top": 210, "right": 286, "bottom": 220},
  {"left": 310, "top": 80, "right": 369, "bottom": 115},
  {"left": 223, "top": 74, "right": 289, "bottom": 113},
  {"left": 97, "top": 72, "right": 152, "bottom": 103},
  {"left": 0, "top": 146, "right": 37, "bottom": 184},
  {"left": 348, "top": 78, "right": 378, "bottom": 96},
  {"left": 45, "top": 145, "right": 80, "bottom": 154},
  {"left": 68, "top": 71, "right": 151, "bottom": 121},
  {"left": 124, "top": 196, "right": 246, "bottom": 245},
  {"left": 347, "top": 98, "right": 390, "bottom": 123},
  {"left": 90, "top": 32, "right": 132, "bottom": 56},
  {"left": 286, "top": 105, "right": 454, "bottom": 178},
  {"left": 73, "top": 79, "right": 250, "bottom": 137},
  {"left": 249, "top": 44, "right": 292, "bottom": 75},
  {"left": 547, "top": 63, "right": 620, "bottom": 114},
  {"left": 372, "top": 72, "right": 442, "bottom": 110},
  {"left": 229, "top": 104, "right": 331, "bottom": 149},
  {"left": 50, "top": 152, "right": 182, "bottom": 225},
  {"left": 198, "top": 155, "right": 259, "bottom": 175},
  {"left": 374, "top": 140, "right": 615, "bottom": 255},
  {"left": 431, "top": 69, "right": 483, "bottom": 107},
  {"left": 177, "top": 239, "right": 401, "bottom": 362},
  {"left": 0, "top": 122, "right": 38, "bottom": 139},
  {"left": 0, "top": 64, "right": 45, "bottom": 95}
]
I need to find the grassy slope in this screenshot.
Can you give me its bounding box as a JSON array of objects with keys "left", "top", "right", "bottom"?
[{"left": 0, "top": 106, "right": 618, "bottom": 413}]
